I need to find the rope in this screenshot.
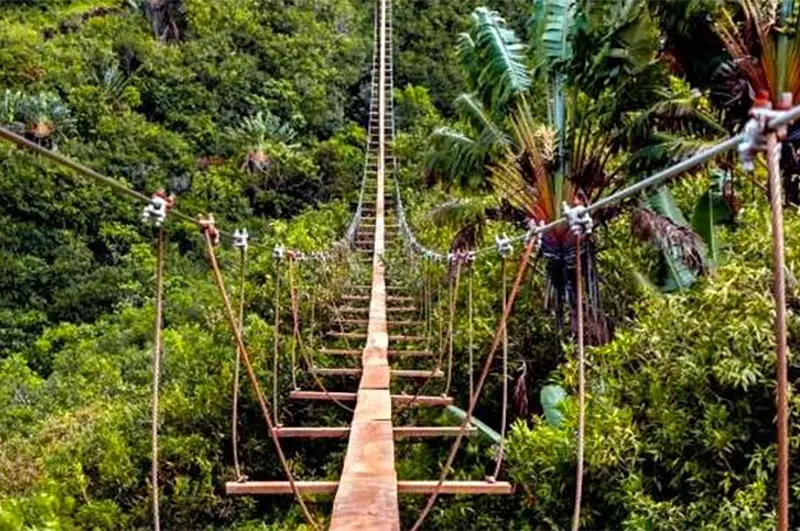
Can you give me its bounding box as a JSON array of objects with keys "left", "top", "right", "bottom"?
[
  {"left": 201, "top": 231, "right": 318, "bottom": 529},
  {"left": 273, "top": 260, "right": 282, "bottom": 426},
  {"left": 288, "top": 259, "right": 300, "bottom": 390},
  {"left": 468, "top": 262, "right": 474, "bottom": 403},
  {"left": 288, "top": 258, "right": 355, "bottom": 413},
  {"left": 491, "top": 257, "right": 509, "bottom": 480},
  {"left": 150, "top": 227, "right": 165, "bottom": 531},
  {"left": 410, "top": 238, "right": 537, "bottom": 531},
  {"left": 767, "top": 131, "right": 790, "bottom": 531},
  {"left": 445, "top": 259, "right": 463, "bottom": 396},
  {"left": 231, "top": 245, "right": 248, "bottom": 481},
  {"left": 571, "top": 236, "right": 586, "bottom": 531}
]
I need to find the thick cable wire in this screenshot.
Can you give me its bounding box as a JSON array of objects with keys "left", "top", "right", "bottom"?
[
  {"left": 201, "top": 232, "right": 318, "bottom": 528},
  {"left": 410, "top": 238, "right": 537, "bottom": 531},
  {"left": 571, "top": 236, "right": 586, "bottom": 531},
  {"left": 150, "top": 228, "right": 165, "bottom": 531}
]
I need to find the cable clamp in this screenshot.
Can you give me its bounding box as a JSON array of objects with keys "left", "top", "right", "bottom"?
[
  {"left": 563, "top": 203, "right": 593, "bottom": 237},
  {"left": 233, "top": 229, "right": 249, "bottom": 250},
  {"left": 495, "top": 234, "right": 513, "bottom": 257},
  {"left": 142, "top": 188, "right": 175, "bottom": 227},
  {"left": 198, "top": 214, "right": 220, "bottom": 246},
  {"left": 739, "top": 91, "right": 793, "bottom": 172}
]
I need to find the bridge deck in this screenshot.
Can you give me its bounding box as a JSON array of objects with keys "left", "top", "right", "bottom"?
[{"left": 329, "top": 0, "right": 399, "bottom": 526}]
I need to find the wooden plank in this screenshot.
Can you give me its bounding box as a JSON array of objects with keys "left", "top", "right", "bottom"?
[
  {"left": 311, "top": 368, "right": 443, "bottom": 379},
  {"left": 339, "top": 306, "right": 417, "bottom": 313},
  {"left": 272, "top": 426, "right": 478, "bottom": 439},
  {"left": 387, "top": 349, "right": 435, "bottom": 357},
  {"left": 360, "top": 366, "right": 391, "bottom": 389},
  {"left": 226, "top": 480, "right": 513, "bottom": 496},
  {"left": 289, "top": 390, "right": 453, "bottom": 407},
  {"left": 320, "top": 348, "right": 434, "bottom": 357}
]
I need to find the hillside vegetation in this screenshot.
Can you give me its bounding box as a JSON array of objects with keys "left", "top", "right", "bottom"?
[{"left": 1, "top": 0, "right": 799, "bottom": 530}]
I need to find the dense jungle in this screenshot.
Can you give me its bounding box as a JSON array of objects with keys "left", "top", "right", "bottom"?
[{"left": 1, "top": 0, "right": 800, "bottom": 529}]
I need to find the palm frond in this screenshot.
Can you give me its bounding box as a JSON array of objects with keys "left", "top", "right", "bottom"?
[
  {"left": 426, "top": 127, "right": 484, "bottom": 187},
  {"left": 470, "top": 7, "right": 532, "bottom": 111},
  {"left": 454, "top": 93, "right": 509, "bottom": 148},
  {"left": 626, "top": 133, "right": 721, "bottom": 175},
  {"left": 457, "top": 33, "right": 479, "bottom": 90}
]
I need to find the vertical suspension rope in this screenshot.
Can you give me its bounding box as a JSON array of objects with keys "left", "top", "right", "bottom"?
[
  {"left": 150, "top": 228, "right": 165, "bottom": 531},
  {"left": 273, "top": 260, "right": 282, "bottom": 426},
  {"left": 445, "top": 259, "right": 463, "bottom": 395},
  {"left": 201, "top": 231, "right": 318, "bottom": 528},
  {"left": 437, "top": 275, "right": 445, "bottom": 363},
  {"left": 288, "top": 258, "right": 300, "bottom": 390},
  {"left": 410, "top": 238, "right": 537, "bottom": 531},
  {"left": 491, "top": 257, "right": 509, "bottom": 479},
  {"left": 767, "top": 131, "right": 790, "bottom": 531},
  {"left": 232, "top": 244, "right": 248, "bottom": 481},
  {"left": 468, "top": 262, "right": 474, "bottom": 404},
  {"left": 571, "top": 236, "right": 586, "bottom": 531}
]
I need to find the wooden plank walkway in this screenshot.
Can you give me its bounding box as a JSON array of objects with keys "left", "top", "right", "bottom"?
[{"left": 329, "top": 1, "right": 399, "bottom": 525}]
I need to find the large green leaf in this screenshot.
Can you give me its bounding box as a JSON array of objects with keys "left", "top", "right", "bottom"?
[
  {"left": 690, "top": 170, "right": 736, "bottom": 263},
  {"left": 646, "top": 187, "right": 701, "bottom": 292},
  {"left": 531, "top": 0, "right": 574, "bottom": 66},
  {"left": 470, "top": 7, "right": 532, "bottom": 111},
  {"left": 540, "top": 384, "right": 567, "bottom": 426},
  {"left": 454, "top": 93, "right": 508, "bottom": 148},
  {"left": 446, "top": 405, "right": 501, "bottom": 444}
]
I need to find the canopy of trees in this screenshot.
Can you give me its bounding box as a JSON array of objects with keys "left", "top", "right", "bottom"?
[{"left": 1, "top": 0, "right": 799, "bottom": 529}]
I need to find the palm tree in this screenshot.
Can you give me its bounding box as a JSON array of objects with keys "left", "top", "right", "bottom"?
[
  {"left": 233, "top": 109, "right": 298, "bottom": 174},
  {"left": 425, "top": 2, "right": 721, "bottom": 341},
  {"left": 1, "top": 90, "right": 74, "bottom": 150}
]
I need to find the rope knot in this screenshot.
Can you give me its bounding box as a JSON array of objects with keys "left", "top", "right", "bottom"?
[
  {"left": 233, "top": 229, "right": 249, "bottom": 250},
  {"left": 563, "top": 202, "right": 593, "bottom": 237},
  {"left": 198, "top": 214, "right": 220, "bottom": 246},
  {"left": 142, "top": 188, "right": 175, "bottom": 227},
  {"left": 495, "top": 234, "right": 514, "bottom": 258}
]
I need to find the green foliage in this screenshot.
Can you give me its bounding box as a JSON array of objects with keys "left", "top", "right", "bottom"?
[{"left": 507, "top": 190, "right": 800, "bottom": 528}]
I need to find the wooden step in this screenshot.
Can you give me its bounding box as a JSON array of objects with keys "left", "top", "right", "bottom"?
[
  {"left": 348, "top": 285, "right": 411, "bottom": 292},
  {"left": 339, "top": 295, "right": 413, "bottom": 303},
  {"left": 273, "top": 426, "right": 477, "bottom": 439},
  {"left": 328, "top": 332, "right": 428, "bottom": 342},
  {"left": 310, "top": 368, "right": 444, "bottom": 378},
  {"left": 319, "top": 348, "right": 435, "bottom": 358},
  {"left": 227, "top": 480, "right": 513, "bottom": 496},
  {"left": 339, "top": 306, "right": 417, "bottom": 314},
  {"left": 289, "top": 390, "right": 453, "bottom": 406},
  {"left": 335, "top": 319, "right": 424, "bottom": 327}
]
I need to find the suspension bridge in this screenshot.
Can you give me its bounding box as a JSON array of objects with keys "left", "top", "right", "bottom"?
[{"left": 1, "top": 0, "right": 798, "bottom": 529}]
